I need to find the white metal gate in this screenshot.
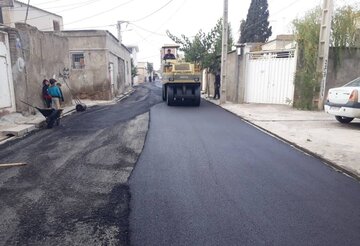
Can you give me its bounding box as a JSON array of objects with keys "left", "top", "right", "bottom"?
[
  {"left": 0, "top": 42, "right": 12, "bottom": 109},
  {"left": 244, "top": 50, "right": 297, "bottom": 105}
]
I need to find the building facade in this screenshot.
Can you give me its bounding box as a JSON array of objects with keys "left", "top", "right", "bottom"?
[
  {"left": 61, "top": 30, "right": 132, "bottom": 100},
  {"left": 1, "top": 0, "right": 63, "bottom": 31},
  {"left": 261, "top": 35, "right": 295, "bottom": 51},
  {"left": 4, "top": 23, "right": 71, "bottom": 113},
  {"left": 127, "top": 45, "right": 139, "bottom": 85},
  {"left": 136, "top": 61, "right": 148, "bottom": 83}
]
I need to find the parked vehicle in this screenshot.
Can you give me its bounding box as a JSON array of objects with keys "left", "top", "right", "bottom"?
[{"left": 324, "top": 77, "right": 360, "bottom": 123}]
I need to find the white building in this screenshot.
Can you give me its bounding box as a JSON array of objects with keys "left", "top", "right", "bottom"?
[
  {"left": 1, "top": 0, "right": 63, "bottom": 31},
  {"left": 262, "top": 35, "right": 295, "bottom": 51},
  {"left": 137, "top": 62, "right": 148, "bottom": 84},
  {"left": 127, "top": 45, "right": 139, "bottom": 85}
]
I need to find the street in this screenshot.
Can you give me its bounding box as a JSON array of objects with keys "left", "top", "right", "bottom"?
[
  {"left": 0, "top": 84, "right": 162, "bottom": 245},
  {"left": 129, "top": 87, "right": 360, "bottom": 245},
  {"left": 0, "top": 83, "right": 360, "bottom": 246}
]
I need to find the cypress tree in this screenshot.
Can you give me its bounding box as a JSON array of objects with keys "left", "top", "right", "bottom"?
[{"left": 239, "top": 0, "right": 272, "bottom": 43}]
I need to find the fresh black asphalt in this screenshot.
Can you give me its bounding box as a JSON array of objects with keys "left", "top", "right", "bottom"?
[
  {"left": 0, "top": 84, "right": 162, "bottom": 246},
  {"left": 129, "top": 100, "right": 360, "bottom": 246}
]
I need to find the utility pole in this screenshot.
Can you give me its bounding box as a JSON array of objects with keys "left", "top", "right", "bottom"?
[
  {"left": 117, "top": 21, "right": 130, "bottom": 44},
  {"left": 117, "top": 21, "right": 123, "bottom": 43},
  {"left": 24, "top": 0, "right": 30, "bottom": 23},
  {"left": 317, "top": 0, "right": 333, "bottom": 109},
  {"left": 220, "top": 0, "right": 228, "bottom": 104}
]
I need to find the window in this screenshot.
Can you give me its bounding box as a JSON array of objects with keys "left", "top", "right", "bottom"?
[
  {"left": 71, "top": 53, "right": 85, "bottom": 69},
  {"left": 53, "top": 20, "right": 60, "bottom": 31}
]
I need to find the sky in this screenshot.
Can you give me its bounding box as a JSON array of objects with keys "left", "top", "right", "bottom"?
[{"left": 21, "top": 0, "right": 359, "bottom": 69}]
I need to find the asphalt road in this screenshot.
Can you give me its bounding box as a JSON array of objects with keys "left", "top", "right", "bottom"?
[
  {"left": 0, "top": 84, "right": 162, "bottom": 246},
  {"left": 129, "top": 100, "right": 360, "bottom": 245}
]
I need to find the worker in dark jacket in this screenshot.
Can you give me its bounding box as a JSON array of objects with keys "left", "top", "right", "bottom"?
[
  {"left": 213, "top": 72, "right": 221, "bottom": 99},
  {"left": 56, "top": 82, "right": 65, "bottom": 103},
  {"left": 42, "top": 79, "right": 52, "bottom": 108}
]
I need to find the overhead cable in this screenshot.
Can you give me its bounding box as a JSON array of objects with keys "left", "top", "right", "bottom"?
[{"left": 130, "top": 0, "right": 174, "bottom": 23}]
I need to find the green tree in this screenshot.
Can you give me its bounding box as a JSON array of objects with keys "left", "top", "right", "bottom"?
[
  {"left": 166, "top": 19, "right": 233, "bottom": 73},
  {"left": 331, "top": 5, "right": 360, "bottom": 69},
  {"left": 292, "top": 4, "right": 360, "bottom": 109},
  {"left": 240, "top": 0, "right": 272, "bottom": 43},
  {"left": 131, "top": 59, "right": 137, "bottom": 79},
  {"left": 292, "top": 7, "right": 322, "bottom": 109},
  {"left": 147, "top": 62, "right": 154, "bottom": 75},
  {"left": 238, "top": 19, "right": 246, "bottom": 42},
  {"left": 332, "top": 5, "right": 360, "bottom": 48}
]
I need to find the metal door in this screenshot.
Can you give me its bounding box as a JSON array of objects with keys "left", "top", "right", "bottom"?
[
  {"left": 244, "top": 50, "right": 297, "bottom": 105},
  {"left": 0, "top": 54, "right": 12, "bottom": 108}
]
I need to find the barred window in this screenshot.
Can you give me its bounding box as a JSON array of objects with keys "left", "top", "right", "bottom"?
[{"left": 72, "top": 53, "right": 85, "bottom": 69}]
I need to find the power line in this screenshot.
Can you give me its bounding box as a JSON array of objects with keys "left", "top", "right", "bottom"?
[
  {"left": 64, "top": 0, "right": 135, "bottom": 26},
  {"left": 26, "top": 0, "right": 61, "bottom": 6},
  {"left": 66, "top": 24, "right": 117, "bottom": 30},
  {"left": 148, "top": 0, "right": 187, "bottom": 35},
  {"left": 10, "top": 0, "right": 99, "bottom": 11},
  {"left": 37, "top": 0, "right": 98, "bottom": 9},
  {"left": 130, "top": 23, "right": 167, "bottom": 37},
  {"left": 11, "top": 0, "right": 61, "bottom": 8},
  {"left": 130, "top": 0, "right": 175, "bottom": 22},
  {"left": 129, "top": 0, "right": 187, "bottom": 42},
  {"left": 37, "top": 0, "right": 99, "bottom": 10},
  {"left": 35, "top": 0, "right": 134, "bottom": 31},
  {"left": 132, "top": 29, "right": 161, "bottom": 50},
  {"left": 6, "top": 0, "right": 102, "bottom": 25},
  {"left": 272, "top": 0, "right": 300, "bottom": 16}
]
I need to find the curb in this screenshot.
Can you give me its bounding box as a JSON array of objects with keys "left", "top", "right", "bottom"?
[
  {"left": 203, "top": 97, "right": 360, "bottom": 182},
  {"left": 0, "top": 88, "right": 136, "bottom": 145},
  {"left": 115, "top": 88, "right": 135, "bottom": 102}
]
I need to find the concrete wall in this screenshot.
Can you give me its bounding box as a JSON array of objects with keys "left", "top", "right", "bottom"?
[
  {"left": 225, "top": 51, "right": 240, "bottom": 102},
  {"left": 106, "top": 32, "right": 131, "bottom": 94},
  {"left": 7, "top": 23, "right": 71, "bottom": 113},
  {"left": 127, "top": 46, "right": 139, "bottom": 85},
  {"left": 202, "top": 51, "right": 242, "bottom": 102},
  {"left": 202, "top": 69, "right": 213, "bottom": 97},
  {"left": 325, "top": 48, "right": 360, "bottom": 95},
  {"left": 206, "top": 48, "right": 245, "bottom": 103},
  {"left": 63, "top": 31, "right": 110, "bottom": 100},
  {"left": 62, "top": 30, "right": 131, "bottom": 100},
  {"left": 3, "top": 1, "right": 63, "bottom": 31}
]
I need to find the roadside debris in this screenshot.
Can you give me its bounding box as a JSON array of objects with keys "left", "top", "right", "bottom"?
[{"left": 0, "top": 163, "right": 27, "bottom": 168}]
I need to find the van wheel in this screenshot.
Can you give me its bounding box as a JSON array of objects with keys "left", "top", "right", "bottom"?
[{"left": 335, "top": 116, "right": 354, "bottom": 124}]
